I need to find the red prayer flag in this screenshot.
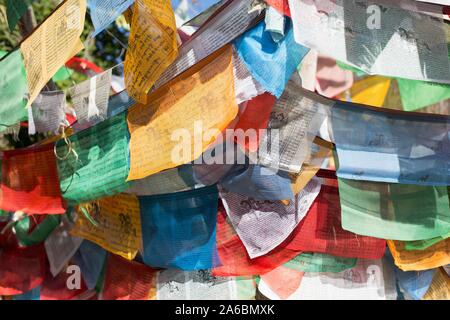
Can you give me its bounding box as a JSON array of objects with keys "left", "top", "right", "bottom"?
[
  {"left": 40, "top": 266, "right": 88, "bottom": 300},
  {"left": 234, "top": 93, "right": 276, "bottom": 152},
  {"left": 286, "top": 184, "right": 386, "bottom": 259},
  {"left": 65, "top": 57, "right": 103, "bottom": 76},
  {"left": 1, "top": 143, "right": 66, "bottom": 215},
  {"left": 0, "top": 244, "right": 46, "bottom": 296},
  {"left": 266, "top": 0, "right": 291, "bottom": 17},
  {"left": 101, "top": 254, "right": 156, "bottom": 300},
  {"left": 212, "top": 203, "right": 301, "bottom": 277}
]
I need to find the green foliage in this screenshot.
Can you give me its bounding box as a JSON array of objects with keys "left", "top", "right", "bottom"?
[{"left": 0, "top": 1, "right": 21, "bottom": 50}]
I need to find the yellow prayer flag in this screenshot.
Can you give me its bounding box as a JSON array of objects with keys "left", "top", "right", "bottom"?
[
  {"left": 20, "top": 0, "right": 86, "bottom": 106},
  {"left": 339, "top": 76, "right": 391, "bottom": 107},
  {"left": 387, "top": 238, "right": 450, "bottom": 271},
  {"left": 127, "top": 45, "right": 238, "bottom": 181},
  {"left": 422, "top": 267, "right": 450, "bottom": 300},
  {"left": 70, "top": 193, "right": 142, "bottom": 260},
  {"left": 124, "top": 0, "right": 178, "bottom": 104},
  {"left": 290, "top": 143, "right": 332, "bottom": 195}
]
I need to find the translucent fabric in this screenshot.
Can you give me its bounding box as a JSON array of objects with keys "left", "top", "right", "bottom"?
[
  {"left": 219, "top": 164, "right": 294, "bottom": 201},
  {"left": 73, "top": 240, "right": 107, "bottom": 290},
  {"left": 258, "top": 258, "right": 397, "bottom": 300},
  {"left": 56, "top": 112, "right": 130, "bottom": 205},
  {"left": 397, "top": 79, "right": 450, "bottom": 112},
  {"left": 265, "top": 2, "right": 285, "bottom": 42},
  {"left": 338, "top": 178, "right": 450, "bottom": 241},
  {"left": 404, "top": 233, "right": 450, "bottom": 251},
  {"left": 1, "top": 143, "right": 66, "bottom": 215},
  {"left": 71, "top": 193, "right": 142, "bottom": 260},
  {"left": 192, "top": 141, "right": 243, "bottom": 187},
  {"left": 0, "top": 50, "right": 28, "bottom": 132},
  {"left": 45, "top": 215, "right": 83, "bottom": 277},
  {"left": 289, "top": 0, "right": 450, "bottom": 83},
  {"left": 283, "top": 252, "right": 357, "bottom": 273},
  {"left": 123, "top": 0, "right": 178, "bottom": 104},
  {"left": 422, "top": 267, "right": 450, "bottom": 300},
  {"left": 212, "top": 203, "right": 302, "bottom": 277},
  {"left": 388, "top": 239, "right": 450, "bottom": 271},
  {"left": 232, "top": 48, "right": 266, "bottom": 105},
  {"left": 384, "top": 247, "right": 435, "bottom": 300},
  {"left": 127, "top": 164, "right": 200, "bottom": 196},
  {"left": 394, "top": 267, "right": 435, "bottom": 300},
  {"left": 139, "top": 185, "right": 220, "bottom": 270},
  {"left": 247, "top": 81, "right": 330, "bottom": 173},
  {"left": 69, "top": 70, "right": 112, "bottom": 128},
  {"left": 315, "top": 56, "right": 354, "bottom": 98},
  {"left": 29, "top": 91, "right": 66, "bottom": 134},
  {"left": 153, "top": 0, "right": 260, "bottom": 90},
  {"left": 286, "top": 184, "right": 386, "bottom": 259},
  {"left": 234, "top": 19, "right": 309, "bottom": 98},
  {"left": 127, "top": 46, "right": 237, "bottom": 180},
  {"left": 88, "top": 0, "right": 135, "bottom": 37},
  {"left": 289, "top": 143, "right": 332, "bottom": 195},
  {"left": 106, "top": 90, "right": 135, "bottom": 118},
  {"left": 101, "top": 254, "right": 156, "bottom": 300},
  {"left": 233, "top": 93, "right": 276, "bottom": 153},
  {"left": 152, "top": 270, "right": 256, "bottom": 300},
  {"left": 127, "top": 141, "right": 239, "bottom": 197},
  {"left": 0, "top": 244, "right": 46, "bottom": 296},
  {"left": 330, "top": 100, "right": 450, "bottom": 186},
  {"left": 220, "top": 177, "right": 321, "bottom": 258},
  {"left": 337, "top": 76, "right": 391, "bottom": 107},
  {"left": 257, "top": 265, "right": 305, "bottom": 300},
  {"left": 265, "top": 0, "right": 291, "bottom": 17},
  {"left": 19, "top": 0, "right": 86, "bottom": 107}
]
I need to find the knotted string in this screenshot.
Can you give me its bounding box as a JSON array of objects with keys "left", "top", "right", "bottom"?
[{"left": 0, "top": 211, "right": 25, "bottom": 234}]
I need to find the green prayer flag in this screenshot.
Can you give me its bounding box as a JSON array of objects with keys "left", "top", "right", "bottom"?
[
  {"left": 397, "top": 79, "right": 450, "bottom": 111},
  {"left": 283, "top": 252, "right": 357, "bottom": 273},
  {"left": 56, "top": 112, "right": 130, "bottom": 205},
  {"left": 15, "top": 215, "right": 61, "bottom": 247},
  {"left": 52, "top": 66, "right": 74, "bottom": 82},
  {"left": 339, "top": 178, "right": 450, "bottom": 241},
  {"left": 235, "top": 276, "right": 258, "bottom": 299},
  {"left": 6, "top": 0, "right": 36, "bottom": 31},
  {"left": 0, "top": 50, "right": 28, "bottom": 132},
  {"left": 404, "top": 232, "right": 450, "bottom": 251}
]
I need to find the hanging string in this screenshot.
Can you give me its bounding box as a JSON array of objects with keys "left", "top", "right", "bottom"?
[
  {"left": 105, "top": 28, "right": 128, "bottom": 50},
  {"left": 0, "top": 211, "right": 26, "bottom": 235},
  {"left": 53, "top": 126, "right": 78, "bottom": 161}
]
